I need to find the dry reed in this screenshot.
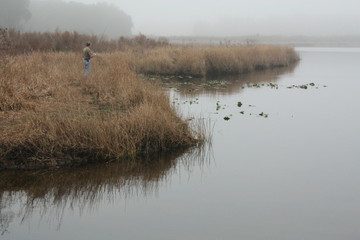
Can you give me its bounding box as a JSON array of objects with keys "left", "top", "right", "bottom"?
[
  {"left": 2, "top": 29, "right": 299, "bottom": 78},
  {"left": 0, "top": 29, "right": 299, "bottom": 169},
  {"left": 5, "top": 29, "right": 169, "bottom": 54},
  {"left": 0, "top": 52, "right": 198, "bottom": 169},
  {"left": 130, "top": 45, "right": 299, "bottom": 77}
]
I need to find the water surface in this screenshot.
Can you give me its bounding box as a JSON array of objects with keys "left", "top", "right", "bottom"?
[{"left": 1, "top": 48, "right": 360, "bottom": 240}]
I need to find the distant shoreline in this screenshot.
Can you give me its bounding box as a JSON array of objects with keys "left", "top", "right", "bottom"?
[{"left": 164, "top": 35, "right": 360, "bottom": 48}]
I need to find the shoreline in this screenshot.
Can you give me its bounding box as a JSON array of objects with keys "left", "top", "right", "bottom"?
[{"left": 0, "top": 43, "right": 299, "bottom": 170}]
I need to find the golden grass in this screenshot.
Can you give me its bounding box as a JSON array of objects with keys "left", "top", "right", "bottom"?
[
  {"left": 0, "top": 52, "right": 198, "bottom": 169},
  {"left": 0, "top": 31, "right": 299, "bottom": 169},
  {"left": 5, "top": 29, "right": 169, "bottom": 54},
  {"left": 130, "top": 45, "right": 299, "bottom": 77}
]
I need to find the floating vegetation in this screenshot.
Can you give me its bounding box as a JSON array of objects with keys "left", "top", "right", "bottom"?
[
  {"left": 245, "top": 82, "right": 278, "bottom": 89},
  {"left": 268, "top": 83, "right": 279, "bottom": 89},
  {"left": 247, "top": 83, "right": 261, "bottom": 88},
  {"left": 243, "top": 81, "right": 326, "bottom": 90},
  {"left": 190, "top": 98, "right": 200, "bottom": 105},
  {"left": 169, "top": 79, "right": 328, "bottom": 123},
  {"left": 259, "top": 112, "right": 269, "bottom": 118},
  {"left": 201, "top": 80, "right": 230, "bottom": 89},
  {"left": 216, "top": 101, "right": 221, "bottom": 111},
  {"left": 181, "top": 98, "right": 200, "bottom": 105},
  {"left": 215, "top": 101, "right": 227, "bottom": 111},
  {"left": 286, "top": 83, "right": 325, "bottom": 89}
]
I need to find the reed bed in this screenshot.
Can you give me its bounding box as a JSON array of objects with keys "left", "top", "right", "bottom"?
[
  {"left": 0, "top": 29, "right": 299, "bottom": 169},
  {"left": 4, "top": 29, "right": 169, "bottom": 54},
  {"left": 0, "top": 52, "right": 198, "bottom": 169},
  {"left": 2, "top": 29, "right": 299, "bottom": 77},
  {"left": 131, "top": 45, "right": 299, "bottom": 77}
]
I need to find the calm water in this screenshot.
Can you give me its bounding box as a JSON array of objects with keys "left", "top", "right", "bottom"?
[{"left": 1, "top": 48, "right": 360, "bottom": 240}]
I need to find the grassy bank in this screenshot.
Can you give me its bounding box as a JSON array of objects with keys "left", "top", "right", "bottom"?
[
  {"left": 0, "top": 52, "right": 199, "bottom": 169},
  {"left": 2, "top": 29, "right": 299, "bottom": 77},
  {"left": 0, "top": 30, "right": 299, "bottom": 170},
  {"left": 2, "top": 29, "right": 169, "bottom": 54},
  {"left": 129, "top": 45, "right": 299, "bottom": 77}
]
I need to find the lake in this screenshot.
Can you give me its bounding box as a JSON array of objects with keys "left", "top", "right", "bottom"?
[{"left": 1, "top": 48, "right": 360, "bottom": 240}]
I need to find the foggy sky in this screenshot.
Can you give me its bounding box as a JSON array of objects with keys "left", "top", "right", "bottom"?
[
  {"left": 0, "top": 0, "right": 133, "bottom": 37},
  {"left": 2, "top": 0, "right": 360, "bottom": 36},
  {"left": 63, "top": 0, "right": 360, "bottom": 36},
  {"left": 0, "top": 0, "right": 31, "bottom": 28},
  {"left": 24, "top": 0, "right": 132, "bottom": 37}
]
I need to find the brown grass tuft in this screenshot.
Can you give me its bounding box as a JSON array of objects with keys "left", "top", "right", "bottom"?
[
  {"left": 4, "top": 29, "right": 169, "bottom": 54},
  {"left": 0, "top": 29, "right": 299, "bottom": 169},
  {"left": 0, "top": 52, "right": 198, "bottom": 169},
  {"left": 130, "top": 45, "right": 299, "bottom": 77}
]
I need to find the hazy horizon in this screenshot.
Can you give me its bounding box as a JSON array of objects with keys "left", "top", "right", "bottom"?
[
  {"left": 63, "top": 0, "right": 360, "bottom": 36},
  {"left": 2, "top": 0, "right": 360, "bottom": 37}
]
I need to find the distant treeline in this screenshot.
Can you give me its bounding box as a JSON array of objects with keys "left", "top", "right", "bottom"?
[
  {"left": 168, "top": 35, "right": 360, "bottom": 48},
  {"left": 0, "top": 0, "right": 133, "bottom": 37},
  {"left": 0, "top": 29, "right": 169, "bottom": 54}
]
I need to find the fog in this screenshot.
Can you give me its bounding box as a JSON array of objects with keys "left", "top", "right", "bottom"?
[
  {"left": 1, "top": 0, "right": 360, "bottom": 37},
  {"left": 1, "top": 0, "right": 132, "bottom": 37},
  {"left": 0, "top": 0, "right": 31, "bottom": 28},
  {"left": 69, "top": 0, "right": 360, "bottom": 36}
]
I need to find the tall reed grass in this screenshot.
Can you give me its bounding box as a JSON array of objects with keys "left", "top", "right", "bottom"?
[
  {"left": 0, "top": 29, "right": 299, "bottom": 169},
  {"left": 131, "top": 45, "right": 299, "bottom": 77},
  {"left": 3, "top": 28, "right": 169, "bottom": 54},
  {"left": 1, "top": 29, "right": 299, "bottom": 78},
  {"left": 0, "top": 52, "right": 198, "bottom": 169}
]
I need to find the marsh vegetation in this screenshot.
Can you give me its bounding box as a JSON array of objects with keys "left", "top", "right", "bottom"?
[
  {"left": 0, "top": 52, "right": 199, "bottom": 169},
  {"left": 0, "top": 29, "right": 299, "bottom": 169},
  {"left": 3, "top": 47, "right": 360, "bottom": 240}
]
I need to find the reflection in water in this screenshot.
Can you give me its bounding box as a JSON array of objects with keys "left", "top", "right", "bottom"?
[
  {"left": 0, "top": 205, "right": 13, "bottom": 236},
  {"left": 0, "top": 146, "right": 211, "bottom": 232},
  {"left": 0, "top": 63, "right": 300, "bottom": 238},
  {"left": 162, "top": 63, "right": 298, "bottom": 97},
  {"left": 3, "top": 50, "right": 360, "bottom": 239}
]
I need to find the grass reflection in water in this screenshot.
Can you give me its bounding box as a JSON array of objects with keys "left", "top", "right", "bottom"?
[{"left": 0, "top": 145, "right": 212, "bottom": 232}]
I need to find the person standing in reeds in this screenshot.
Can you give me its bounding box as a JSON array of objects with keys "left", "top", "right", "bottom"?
[{"left": 83, "top": 41, "right": 96, "bottom": 76}]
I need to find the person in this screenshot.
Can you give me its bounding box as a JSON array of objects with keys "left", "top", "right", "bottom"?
[{"left": 83, "top": 41, "right": 95, "bottom": 76}]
